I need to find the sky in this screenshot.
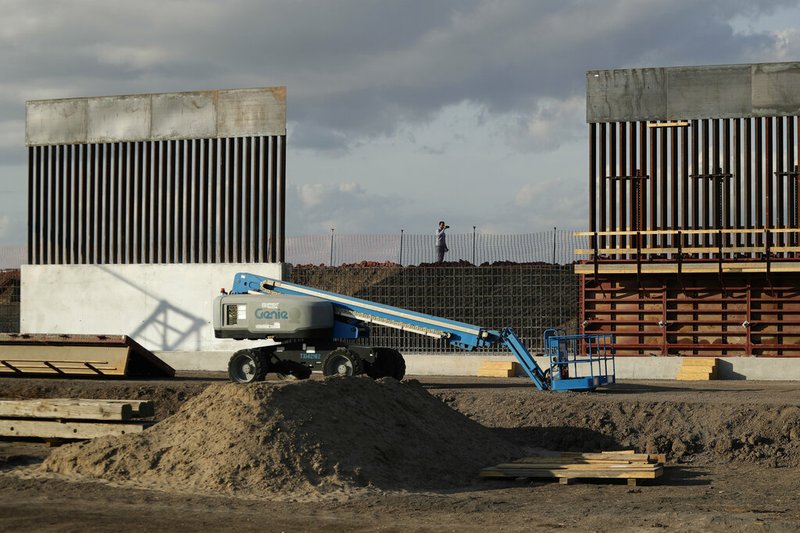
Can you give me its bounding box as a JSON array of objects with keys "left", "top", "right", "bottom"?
[{"left": 2, "top": 0, "right": 800, "bottom": 246}]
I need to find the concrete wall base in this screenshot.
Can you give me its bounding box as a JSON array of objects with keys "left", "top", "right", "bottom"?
[{"left": 157, "top": 351, "right": 800, "bottom": 381}]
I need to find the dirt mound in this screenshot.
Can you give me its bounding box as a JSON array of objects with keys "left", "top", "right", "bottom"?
[
  {"left": 41, "top": 377, "right": 521, "bottom": 498},
  {"left": 438, "top": 392, "right": 800, "bottom": 467}
]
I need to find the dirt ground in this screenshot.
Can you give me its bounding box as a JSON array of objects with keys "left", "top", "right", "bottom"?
[{"left": 2, "top": 373, "right": 800, "bottom": 532}]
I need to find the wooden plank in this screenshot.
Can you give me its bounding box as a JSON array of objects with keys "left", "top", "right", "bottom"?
[
  {"left": 0, "top": 399, "right": 154, "bottom": 420},
  {"left": 480, "top": 466, "right": 663, "bottom": 480},
  {"left": 479, "top": 361, "right": 519, "bottom": 369},
  {"left": 0, "top": 418, "right": 148, "bottom": 439},
  {"left": 681, "top": 358, "right": 718, "bottom": 367}
]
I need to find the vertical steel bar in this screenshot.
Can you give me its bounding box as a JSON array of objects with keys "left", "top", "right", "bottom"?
[
  {"left": 712, "top": 120, "right": 720, "bottom": 239},
  {"left": 219, "top": 139, "right": 228, "bottom": 263},
  {"left": 639, "top": 122, "right": 648, "bottom": 247},
  {"left": 49, "top": 146, "right": 58, "bottom": 264},
  {"left": 196, "top": 139, "right": 204, "bottom": 263},
  {"left": 734, "top": 119, "right": 742, "bottom": 248},
  {"left": 660, "top": 124, "right": 668, "bottom": 241},
  {"left": 235, "top": 137, "right": 244, "bottom": 262},
  {"left": 788, "top": 118, "right": 796, "bottom": 246},
  {"left": 681, "top": 123, "right": 689, "bottom": 247},
  {"left": 723, "top": 119, "right": 731, "bottom": 247},
  {"left": 776, "top": 117, "right": 785, "bottom": 250},
  {"left": 269, "top": 136, "right": 278, "bottom": 262},
  {"left": 589, "top": 124, "right": 597, "bottom": 253},
  {"left": 608, "top": 124, "right": 617, "bottom": 254},
  {"left": 243, "top": 137, "right": 252, "bottom": 263},
  {"left": 150, "top": 142, "right": 159, "bottom": 263},
  {"left": 227, "top": 137, "right": 236, "bottom": 262},
  {"left": 65, "top": 145, "right": 73, "bottom": 264},
  {"left": 628, "top": 122, "right": 637, "bottom": 236},
  {"left": 598, "top": 124, "right": 607, "bottom": 252},
  {"left": 755, "top": 118, "right": 763, "bottom": 247},
  {"left": 103, "top": 143, "right": 112, "bottom": 263},
  {"left": 766, "top": 118, "right": 773, "bottom": 247},
  {"left": 28, "top": 147, "right": 37, "bottom": 264},
  {"left": 87, "top": 144, "right": 95, "bottom": 264},
  {"left": 702, "top": 119, "right": 710, "bottom": 252},
  {"left": 670, "top": 125, "right": 678, "bottom": 243},
  {"left": 260, "top": 136, "right": 269, "bottom": 262},
  {"left": 745, "top": 119, "right": 753, "bottom": 249},
  {"left": 618, "top": 123, "right": 627, "bottom": 251},
  {"left": 175, "top": 140, "right": 184, "bottom": 263},
  {"left": 209, "top": 139, "right": 218, "bottom": 263},
  {"left": 691, "top": 120, "right": 700, "bottom": 247},
  {"left": 56, "top": 146, "right": 64, "bottom": 264},
  {"left": 119, "top": 143, "right": 128, "bottom": 263},
  {"left": 649, "top": 125, "right": 657, "bottom": 248},
  {"left": 79, "top": 145, "right": 88, "bottom": 264},
  {"left": 140, "top": 142, "right": 149, "bottom": 264},
  {"left": 279, "top": 135, "right": 287, "bottom": 262}
]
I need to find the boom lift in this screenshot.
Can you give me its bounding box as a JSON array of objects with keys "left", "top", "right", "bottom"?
[{"left": 213, "top": 272, "right": 615, "bottom": 391}]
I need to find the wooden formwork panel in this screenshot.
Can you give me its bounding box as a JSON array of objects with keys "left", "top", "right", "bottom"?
[
  {"left": 0, "top": 334, "right": 174, "bottom": 377},
  {"left": 581, "top": 273, "right": 800, "bottom": 357}
]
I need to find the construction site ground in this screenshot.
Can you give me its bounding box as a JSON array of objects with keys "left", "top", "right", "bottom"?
[{"left": 1, "top": 373, "right": 800, "bottom": 532}]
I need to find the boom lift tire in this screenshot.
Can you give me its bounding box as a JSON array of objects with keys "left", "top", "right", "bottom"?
[
  {"left": 366, "top": 348, "right": 406, "bottom": 380},
  {"left": 323, "top": 348, "right": 363, "bottom": 377},
  {"left": 228, "top": 349, "right": 268, "bottom": 383},
  {"left": 388, "top": 348, "right": 406, "bottom": 380}
]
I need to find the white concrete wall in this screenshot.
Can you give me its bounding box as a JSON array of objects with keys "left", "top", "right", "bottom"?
[
  {"left": 21, "top": 263, "right": 285, "bottom": 352},
  {"left": 154, "top": 352, "right": 800, "bottom": 381}
]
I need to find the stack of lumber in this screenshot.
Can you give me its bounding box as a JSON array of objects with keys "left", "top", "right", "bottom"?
[
  {"left": 478, "top": 360, "right": 519, "bottom": 377},
  {"left": 676, "top": 357, "right": 718, "bottom": 380},
  {"left": 0, "top": 398, "right": 154, "bottom": 441},
  {"left": 480, "top": 450, "right": 665, "bottom": 486}
]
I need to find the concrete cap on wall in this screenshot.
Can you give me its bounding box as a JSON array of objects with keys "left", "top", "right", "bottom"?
[
  {"left": 586, "top": 61, "right": 800, "bottom": 123},
  {"left": 26, "top": 87, "right": 286, "bottom": 146}
]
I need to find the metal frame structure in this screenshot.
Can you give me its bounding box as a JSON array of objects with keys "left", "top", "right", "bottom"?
[
  {"left": 26, "top": 88, "right": 287, "bottom": 264},
  {"left": 579, "top": 62, "right": 800, "bottom": 357}
]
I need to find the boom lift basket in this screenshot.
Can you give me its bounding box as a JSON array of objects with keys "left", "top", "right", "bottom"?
[{"left": 543, "top": 329, "right": 615, "bottom": 391}]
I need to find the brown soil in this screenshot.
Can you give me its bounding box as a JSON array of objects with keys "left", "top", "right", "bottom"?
[{"left": 2, "top": 374, "right": 800, "bottom": 531}]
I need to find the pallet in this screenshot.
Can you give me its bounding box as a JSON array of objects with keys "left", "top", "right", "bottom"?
[
  {"left": 478, "top": 360, "right": 519, "bottom": 378},
  {"left": 0, "top": 398, "right": 153, "bottom": 440},
  {"left": 676, "top": 357, "right": 718, "bottom": 381},
  {"left": 480, "top": 450, "right": 665, "bottom": 486}
]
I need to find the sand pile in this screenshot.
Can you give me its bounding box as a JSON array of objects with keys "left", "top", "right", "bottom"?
[{"left": 42, "top": 377, "right": 521, "bottom": 498}]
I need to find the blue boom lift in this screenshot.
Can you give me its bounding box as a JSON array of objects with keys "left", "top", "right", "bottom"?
[{"left": 213, "top": 272, "right": 615, "bottom": 391}]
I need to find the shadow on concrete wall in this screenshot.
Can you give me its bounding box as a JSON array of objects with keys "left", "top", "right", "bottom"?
[{"left": 98, "top": 266, "right": 207, "bottom": 351}]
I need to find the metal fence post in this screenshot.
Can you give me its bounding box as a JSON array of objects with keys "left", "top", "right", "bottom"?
[
  {"left": 552, "top": 226, "right": 557, "bottom": 264},
  {"left": 472, "top": 226, "right": 476, "bottom": 265},
  {"left": 329, "top": 228, "right": 335, "bottom": 266},
  {"left": 399, "top": 229, "right": 404, "bottom": 266}
]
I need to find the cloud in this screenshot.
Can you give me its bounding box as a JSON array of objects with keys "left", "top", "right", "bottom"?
[{"left": 287, "top": 182, "right": 404, "bottom": 234}]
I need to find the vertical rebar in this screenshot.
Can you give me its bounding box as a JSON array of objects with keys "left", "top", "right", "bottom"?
[{"left": 399, "top": 229, "right": 404, "bottom": 266}]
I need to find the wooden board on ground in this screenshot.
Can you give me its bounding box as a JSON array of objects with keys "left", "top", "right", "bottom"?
[
  {"left": 0, "top": 398, "right": 154, "bottom": 420},
  {"left": 0, "top": 398, "right": 155, "bottom": 441},
  {"left": 478, "top": 360, "right": 519, "bottom": 378},
  {"left": 676, "top": 358, "right": 718, "bottom": 381},
  {"left": 480, "top": 451, "right": 665, "bottom": 486},
  {"left": 0, "top": 418, "right": 148, "bottom": 439}
]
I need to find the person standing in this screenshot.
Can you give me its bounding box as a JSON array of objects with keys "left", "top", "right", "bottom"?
[{"left": 436, "top": 221, "right": 449, "bottom": 263}]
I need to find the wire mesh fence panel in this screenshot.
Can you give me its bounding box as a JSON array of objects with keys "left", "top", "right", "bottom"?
[
  {"left": 289, "top": 264, "right": 579, "bottom": 354},
  {"left": 284, "top": 230, "right": 585, "bottom": 266},
  {"left": 0, "top": 270, "right": 21, "bottom": 333}
]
